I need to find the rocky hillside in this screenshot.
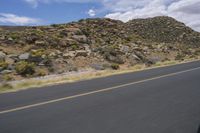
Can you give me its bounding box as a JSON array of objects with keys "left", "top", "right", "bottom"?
[
  {"left": 0, "top": 16, "right": 200, "bottom": 82},
  {"left": 126, "top": 16, "right": 200, "bottom": 46}
]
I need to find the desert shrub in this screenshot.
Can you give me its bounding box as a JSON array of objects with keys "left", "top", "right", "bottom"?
[
  {"left": 31, "top": 49, "right": 45, "bottom": 57},
  {"left": 37, "top": 69, "right": 47, "bottom": 76},
  {"left": 15, "top": 61, "right": 35, "bottom": 76},
  {"left": 194, "top": 49, "right": 200, "bottom": 56},
  {"left": 71, "top": 44, "right": 79, "bottom": 50},
  {"left": 42, "top": 58, "right": 53, "bottom": 66},
  {"left": 0, "top": 61, "right": 8, "bottom": 70},
  {"left": 81, "top": 27, "right": 90, "bottom": 37},
  {"left": 175, "top": 53, "right": 185, "bottom": 60},
  {"left": 48, "top": 67, "right": 55, "bottom": 73},
  {"left": 2, "top": 74, "right": 13, "bottom": 81},
  {"left": 50, "top": 24, "right": 59, "bottom": 27},
  {"left": 0, "top": 83, "right": 13, "bottom": 90},
  {"left": 9, "top": 32, "right": 20, "bottom": 40},
  {"left": 111, "top": 63, "right": 120, "bottom": 70}
]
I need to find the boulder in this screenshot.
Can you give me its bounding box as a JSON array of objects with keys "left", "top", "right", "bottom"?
[
  {"left": 7, "top": 54, "right": 19, "bottom": 62},
  {"left": 147, "top": 56, "right": 162, "bottom": 64},
  {"left": 0, "top": 51, "right": 6, "bottom": 61},
  {"left": 106, "top": 55, "right": 124, "bottom": 64},
  {"left": 19, "top": 53, "right": 30, "bottom": 60},
  {"left": 0, "top": 35, "right": 6, "bottom": 40},
  {"left": 130, "top": 54, "right": 141, "bottom": 61},
  {"left": 72, "top": 35, "right": 87, "bottom": 43},
  {"left": 7, "top": 64, "right": 15, "bottom": 70},
  {"left": 55, "top": 50, "right": 62, "bottom": 55},
  {"left": 0, "top": 70, "right": 13, "bottom": 74},
  {"left": 63, "top": 51, "right": 76, "bottom": 58},
  {"left": 120, "top": 45, "right": 129, "bottom": 53},
  {"left": 75, "top": 50, "right": 88, "bottom": 57},
  {"left": 49, "top": 52, "right": 57, "bottom": 57},
  {"left": 5, "top": 57, "right": 15, "bottom": 64},
  {"left": 26, "top": 35, "right": 38, "bottom": 43},
  {"left": 143, "top": 46, "right": 149, "bottom": 51},
  {"left": 60, "top": 38, "right": 77, "bottom": 46},
  {"left": 8, "top": 37, "right": 13, "bottom": 41},
  {"left": 83, "top": 44, "right": 91, "bottom": 55},
  {"left": 35, "top": 40, "right": 45, "bottom": 45},
  {"left": 29, "top": 56, "right": 43, "bottom": 63},
  {"left": 134, "top": 51, "right": 146, "bottom": 61},
  {"left": 90, "top": 64, "right": 105, "bottom": 70},
  {"left": 66, "top": 28, "right": 82, "bottom": 35},
  {"left": 83, "top": 44, "right": 90, "bottom": 51}
]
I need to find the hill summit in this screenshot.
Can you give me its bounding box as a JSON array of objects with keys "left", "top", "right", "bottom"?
[{"left": 0, "top": 16, "right": 200, "bottom": 81}]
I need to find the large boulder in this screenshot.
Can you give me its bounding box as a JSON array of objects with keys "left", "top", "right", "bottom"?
[
  {"left": 129, "top": 53, "right": 141, "bottom": 61},
  {"left": 106, "top": 54, "right": 124, "bottom": 64},
  {"left": 146, "top": 56, "right": 162, "bottom": 65},
  {"left": 19, "top": 53, "right": 30, "bottom": 60}
]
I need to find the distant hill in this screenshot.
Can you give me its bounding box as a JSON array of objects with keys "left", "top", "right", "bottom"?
[
  {"left": 126, "top": 16, "right": 200, "bottom": 46},
  {"left": 0, "top": 16, "right": 200, "bottom": 81}
]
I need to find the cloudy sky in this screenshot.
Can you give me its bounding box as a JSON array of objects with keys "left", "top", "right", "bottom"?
[{"left": 0, "top": 0, "right": 200, "bottom": 31}]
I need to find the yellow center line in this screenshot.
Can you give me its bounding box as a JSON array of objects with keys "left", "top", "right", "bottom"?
[{"left": 0, "top": 66, "right": 200, "bottom": 115}]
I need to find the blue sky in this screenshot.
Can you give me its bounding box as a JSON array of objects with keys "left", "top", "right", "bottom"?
[
  {"left": 0, "top": 0, "right": 105, "bottom": 25},
  {"left": 0, "top": 0, "right": 200, "bottom": 31}
]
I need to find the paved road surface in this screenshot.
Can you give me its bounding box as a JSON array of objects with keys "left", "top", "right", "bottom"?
[{"left": 0, "top": 61, "right": 200, "bottom": 133}]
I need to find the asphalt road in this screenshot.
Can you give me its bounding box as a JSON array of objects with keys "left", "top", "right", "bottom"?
[{"left": 0, "top": 61, "right": 200, "bottom": 133}]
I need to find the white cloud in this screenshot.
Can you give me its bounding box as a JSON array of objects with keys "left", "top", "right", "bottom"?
[
  {"left": 0, "top": 13, "right": 41, "bottom": 25},
  {"left": 105, "top": 0, "right": 167, "bottom": 22},
  {"left": 87, "top": 9, "right": 96, "bottom": 17},
  {"left": 104, "top": 0, "right": 200, "bottom": 32},
  {"left": 22, "top": 0, "right": 200, "bottom": 31}
]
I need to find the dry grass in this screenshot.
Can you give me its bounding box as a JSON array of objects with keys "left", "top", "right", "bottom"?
[{"left": 0, "top": 57, "right": 200, "bottom": 93}]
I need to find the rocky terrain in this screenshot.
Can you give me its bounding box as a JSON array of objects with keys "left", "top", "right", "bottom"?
[{"left": 0, "top": 16, "right": 200, "bottom": 82}]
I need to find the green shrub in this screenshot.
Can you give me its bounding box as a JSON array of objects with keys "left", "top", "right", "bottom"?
[
  {"left": 0, "top": 61, "right": 8, "bottom": 70},
  {"left": 48, "top": 67, "right": 55, "bottom": 73},
  {"left": 0, "top": 83, "right": 13, "bottom": 90},
  {"left": 71, "top": 44, "right": 78, "bottom": 50},
  {"left": 9, "top": 32, "right": 20, "bottom": 40},
  {"left": 37, "top": 69, "right": 47, "bottom": 76},
  {"left": 51, "top": 24, "right": 58, "bottom": 27},
  {"left": 175, "top": 54, "right": 185, "bottom": 60},
  {"left": 2, "top": 74, "right": 13, "bottom": 81},
  {"left": 111, "top": 63, "right": 120, "bottom": 70},
  {"left": 31, "top": 49, "right": 45, "bottom": 57},
  {"left": 15, "top": 61, "right": 35, "bottom": 76}
]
